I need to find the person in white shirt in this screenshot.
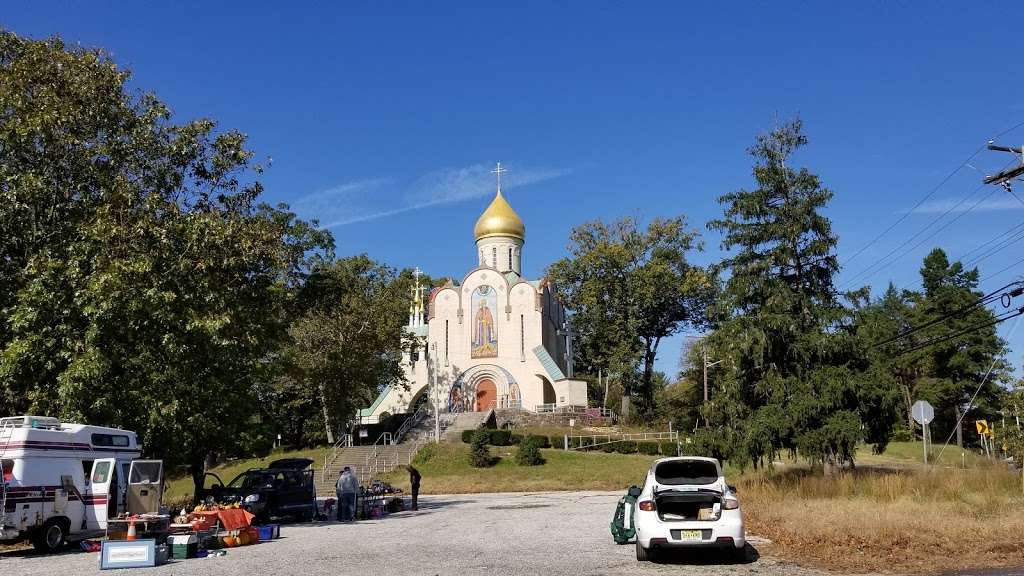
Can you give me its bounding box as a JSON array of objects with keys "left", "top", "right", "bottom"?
[{"left": 335, "top": 467, "right": 359, "bottom": 522}]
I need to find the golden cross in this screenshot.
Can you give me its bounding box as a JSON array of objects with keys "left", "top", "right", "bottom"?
[{"left": 491, "top": 162, "right": 507, "bottom": 191}]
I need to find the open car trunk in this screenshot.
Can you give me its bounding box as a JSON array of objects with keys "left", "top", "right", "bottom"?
[{"left": 654, "top": 490, "right": 722, "bottom": 522}]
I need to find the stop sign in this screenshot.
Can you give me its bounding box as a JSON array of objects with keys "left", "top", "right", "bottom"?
[{"left": 912, "top": 400, "right": 934, "bottom": 425}]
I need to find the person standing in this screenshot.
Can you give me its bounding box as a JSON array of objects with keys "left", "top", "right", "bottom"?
[
  {"left": 406, "top": 465, "right": 421, "bottom": 511},
  {"left": 336, "top": 467, "right": 359, "bottom": 522}
]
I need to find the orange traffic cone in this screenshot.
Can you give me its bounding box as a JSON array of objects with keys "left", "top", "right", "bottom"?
[{"left": 126, "top": 518, "right": 137, "bottom": 541}]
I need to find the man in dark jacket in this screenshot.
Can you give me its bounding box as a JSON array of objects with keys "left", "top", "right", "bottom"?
[{"left": 406, "top": 465, "right": 421, "bottom": 511}]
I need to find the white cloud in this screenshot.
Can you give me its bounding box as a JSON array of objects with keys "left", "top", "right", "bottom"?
[
  {"left": 903, "top": 196, "right": 1024, "bottom": 215},
  {"left": 294, "top": 163, "right": 572, "bottom": 227}
]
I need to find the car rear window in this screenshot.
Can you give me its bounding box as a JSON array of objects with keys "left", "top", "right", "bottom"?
[{"left": 655, "top": 460, "right": 719, "bottom": 485}]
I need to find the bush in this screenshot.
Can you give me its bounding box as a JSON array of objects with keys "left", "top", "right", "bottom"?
[
  {"left": 469, "top": 430, "right": 493, "bottom": 468},
  {"left": 515, "top": 436, "right": 545, "bottom": 466},
  {"left": 637, "top": 441, "right": 660, "bottom": 455},
  {"left": 462, "top": 429, "right": 476, "bottom": 444},
  {"left": 413, "top": 442, "right": 438, "bottom": 465},
  {"left": 510, "top": 433, "right": 524, "bottom": 445},
  {"left": 548, "top": 435, "right": 564, "bottom": 449},
  {"left": 660, "top": 441, "right": 678, "bottom": 456},
  {"left": 489, "top": 429, "right": 512, "bottom": 446},
  {"left": 601, "top": 442, "right": 617, "bottom": 453},
  {"left": 614, "top": 441, "right": 638, "bottom": 454}
]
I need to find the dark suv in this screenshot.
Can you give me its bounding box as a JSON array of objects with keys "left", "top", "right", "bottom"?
[{"left": 202, "top": 458, "right": 316, "bottom": 522}]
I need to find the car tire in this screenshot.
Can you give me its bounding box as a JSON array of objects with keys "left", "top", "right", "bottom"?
[
  {"left": 635, "top": 540, "right": 652, "bottom": 562},
  {"left": 31, "top": 518, "right": 68, "bottom": 554}
]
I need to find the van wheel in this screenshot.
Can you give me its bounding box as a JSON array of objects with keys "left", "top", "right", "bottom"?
[
  {"left": 31, "top": 518, "right": 68, "bottom": 553},
  {"left": 636, "top": 540, "right": 653, "bottom": 562}
]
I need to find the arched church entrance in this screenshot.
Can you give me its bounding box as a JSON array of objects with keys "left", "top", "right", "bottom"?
[
  {"left": 475, "top": 379, "right": 497, "bottom": 412},
  {"left": 541, "top": 377, "right": 556, "bottom": 405}
]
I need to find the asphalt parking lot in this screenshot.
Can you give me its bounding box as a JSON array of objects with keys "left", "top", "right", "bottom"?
[{"left": 0, "top": 491, "right": 828, "bottom": 576}]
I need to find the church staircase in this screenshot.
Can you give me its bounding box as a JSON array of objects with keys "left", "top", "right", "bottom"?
[{"left": 315, "top": 409, "right": 477, "bottom": 497}]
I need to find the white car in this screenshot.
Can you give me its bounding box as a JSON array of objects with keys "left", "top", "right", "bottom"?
[{"left": 633, "top": 456, "right": 745, "bottom": 561}]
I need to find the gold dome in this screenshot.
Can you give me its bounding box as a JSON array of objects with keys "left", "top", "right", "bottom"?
[{"left": 474, "top": 190, "right": 525, "bottom": 241}]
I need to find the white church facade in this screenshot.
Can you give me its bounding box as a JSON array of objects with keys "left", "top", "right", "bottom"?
[{"left": 359, "top": 166, "right": 588, "bottom": 424}]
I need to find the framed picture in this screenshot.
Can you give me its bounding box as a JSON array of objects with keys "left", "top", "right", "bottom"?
[{"left": 100, "top": 539, "right": 156, "bottom": 569}]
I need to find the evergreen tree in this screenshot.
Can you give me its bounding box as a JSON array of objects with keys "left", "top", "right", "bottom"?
[
  {"left": 908, "top": 249, "right": 1009, "bottom": 446},
  {"left": 515, "top": 435, "right": 545, "bottom": 466},
  {"left": 468, "top": 429, "right": 492, "bottom": 468},
  {"left": 706, "top": 119, "right": 898, "bottom": 469}
]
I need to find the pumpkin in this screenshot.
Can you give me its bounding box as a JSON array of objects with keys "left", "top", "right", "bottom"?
[{"left": 221, "top": 536, "right": 237, "bottom": 548}]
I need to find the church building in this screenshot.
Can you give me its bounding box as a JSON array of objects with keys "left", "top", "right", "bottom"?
[{"left": 359, "top": 165, "right": 588, "bottom": 423}]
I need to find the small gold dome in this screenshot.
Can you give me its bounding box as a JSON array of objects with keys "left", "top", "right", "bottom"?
[{"left": 474, "top": 190, "right": 525, "bottom": 241}]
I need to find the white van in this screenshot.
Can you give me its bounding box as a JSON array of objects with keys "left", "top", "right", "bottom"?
[{"left": 0, "top": 415, "right": 163, "bottom": 552}]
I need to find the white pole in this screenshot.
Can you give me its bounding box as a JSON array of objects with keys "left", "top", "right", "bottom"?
[{"left": 923, "top": 422, "right": 928, "bottom": 465}]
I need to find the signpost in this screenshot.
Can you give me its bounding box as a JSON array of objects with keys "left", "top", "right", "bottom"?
[{"left": 912, "top": 400, "right": 934, "bottom": 464}]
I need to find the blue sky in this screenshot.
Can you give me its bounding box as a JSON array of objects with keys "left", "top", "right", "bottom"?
[{"left": 5, "top": 2, "right": 1024, "bottom": 378}]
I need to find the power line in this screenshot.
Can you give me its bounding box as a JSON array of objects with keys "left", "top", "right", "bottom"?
[
  {"left": 955, "top": 220, "right": 1024, "bottom": 264},
  {"left": 874, "top": 280, "right": 1022, "bottom": 349},
  {"left": 842, "top": 183, "right": 998, "bottom": 289},
  {"left": 896, "top": 304, "right": 1024, "bottom": 356},
  {"left": 962, "top": 227, "right": 1024, "bottom": 270},
  {"left": 842, "top": 119, "right": 1024, "bottom": 270}
]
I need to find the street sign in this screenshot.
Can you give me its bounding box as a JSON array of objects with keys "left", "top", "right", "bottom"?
[
  {"left": 912, "top": 400, "right": 934, "bottom": 425},
  {"left": 976, "top": 420, "right": 990, "bottom": 435}
]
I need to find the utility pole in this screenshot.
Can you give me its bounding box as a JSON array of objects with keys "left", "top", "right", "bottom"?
[
  {"left": 702, "top": 347, "right": 722, "bottom": 404},
  {"left": 983, "top": 142, "right": 1024, "bottom": 189}
]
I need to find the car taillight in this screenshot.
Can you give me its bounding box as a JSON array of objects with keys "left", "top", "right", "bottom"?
[
  {"left": 638, "top": 500, "right": 656, "bottom": 511},
  {"left": 724, "top": 497, "right": 739, "bottom": 510}
]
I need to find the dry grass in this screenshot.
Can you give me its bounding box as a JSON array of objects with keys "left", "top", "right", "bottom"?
[{"left": 740, "top": 463, "right": 1024, "bottom": 574}]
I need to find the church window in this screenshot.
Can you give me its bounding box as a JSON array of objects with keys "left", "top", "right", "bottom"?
[
  {"left": 492, "top": 247, "right": 497, "bottom": 268},
  {"left": 410, "top": 343, "right": 418, "bottom": 365},
  {"left": 520, "top": 314, "right": 525, "bottom": 361},
  {"left": 445, "top": 320, "right": 449, "bottom": 366},
  {"left": 508, "top": 247, "right": 513, "bottom": 271}
]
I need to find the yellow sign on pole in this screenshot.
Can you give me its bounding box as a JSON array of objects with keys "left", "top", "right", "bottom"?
[{"left": 976, "top": 420, "right": 990, "bottom": 435}]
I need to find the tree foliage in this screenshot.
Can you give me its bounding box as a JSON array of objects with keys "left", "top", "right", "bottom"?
[
  {"left": 704, "top": 119, "right": 899, "bottom": 469},
  {"left": 0, "top": 31, "right": 332, "bottom": 499},
  {"left": 547, "top": 216, "right": 714, "bottom": 419},
  {"left": 271, "top": 256, "right": 412, "bottom": 447}
]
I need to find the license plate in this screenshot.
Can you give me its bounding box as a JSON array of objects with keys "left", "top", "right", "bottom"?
[{"left": 678, "top": 530, "right": 702, "bottom": 541}]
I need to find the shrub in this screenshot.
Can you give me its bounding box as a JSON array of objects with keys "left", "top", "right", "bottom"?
[
  {"left": 637, "top": 441, "right": 660, "bottom": 455},
  {"left": 660, "top": 441, "right": 679, "bottom": 456},
  {"left": 601, "top": 442, "right": 617, "bottom": 453},
  {"left": 521, "top": 435, "right": 547, "bottom": 449},
  {"left": 489, "top": 429, "right": 512, "bottom": 446},
  {"left": 462, "top": 429, "right": 476, "bottom": 444},
  {"left": 413, "top": 442, "right": 438, "bottom": 465},
  {"left": 515, "top": 436, "right": 545, "bottom": 466},
  {"left": 510, "top": 433, "right": 524, "bottom": 445},
  {"left": 614, "top": 441, "right": 638, "bottom": 454},
  {"left": 548, "top": 435, "right": 564, "bottom": 449},
  {"left": 469, "top": 430, "right": 493, "bottom": 468}
]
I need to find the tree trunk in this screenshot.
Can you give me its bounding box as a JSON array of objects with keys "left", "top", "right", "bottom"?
[
  {"left": 190, "top": 457, "right": 206, "bottom": 506},
  {"left": 954, "top": 404, "right": 963, "bottom": 448},
  {"left": 319, "top": 381, "right": 335, "bottom": 445}
]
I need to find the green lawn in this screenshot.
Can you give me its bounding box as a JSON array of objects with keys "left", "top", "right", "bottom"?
[
  {"left": 856, "top": 440, "right": 989, "bottom": 468},
  {"left": 379, "top": 442, "right": 660, "bottom": 494}
]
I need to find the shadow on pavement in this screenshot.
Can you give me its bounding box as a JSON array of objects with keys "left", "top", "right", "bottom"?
[{"left": 651, "top": 543, "right": 759, "bottom": 565}]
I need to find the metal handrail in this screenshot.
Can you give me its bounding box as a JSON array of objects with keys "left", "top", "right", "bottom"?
[
  {"left": 394, "top": 406, "right": 427, "bottom": 444},
  {"left": 567, "top": 430, "right": 679, "bottom": 450},
  {"left": 322, "top": 433, "right": 353, "bottom": 478}
]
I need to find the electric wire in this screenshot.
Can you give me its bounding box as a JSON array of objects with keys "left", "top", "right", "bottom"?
[
  {"left": 896, "top": 304, "right": 1024, "bottom": 356},
  {"left": 961, "top": 227, "right": 1024, "bottom": 269},
  {"left": 842, "top": 119, "right": 1024, "bottom": 270},
  {"left": 842, "top": 183, "right": 1000, "bottom": 289},
  {"left": 874, "top": 281, "right": 1021, "bottom": 348}
]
